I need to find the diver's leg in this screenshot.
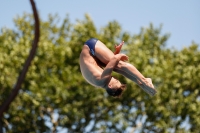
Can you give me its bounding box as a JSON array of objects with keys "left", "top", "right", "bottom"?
[
  {"left": 114, "top": 61, "right": 156, "bottom": 96},
  {"left": 95, "top": 40, "right": 156, "bottom": 96},
  {"left": 94, "top": 40, "right": 114, "bottom": 64}
]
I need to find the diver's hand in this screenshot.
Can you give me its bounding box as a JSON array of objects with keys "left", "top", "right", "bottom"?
[
  {"left": 114, "top": 53, "right": 128, "bottom": 62},
  {"left": 114, "top": 41, "right": 124, "bottom": 54}
]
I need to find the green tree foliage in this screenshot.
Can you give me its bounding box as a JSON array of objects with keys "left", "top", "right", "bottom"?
[{"left": 0, "top": 13, "right": 199, "bottom": 133}]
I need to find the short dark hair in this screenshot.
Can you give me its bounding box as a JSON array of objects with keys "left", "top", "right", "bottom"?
[{"left": 106, "top": 84, "right": 126, "bottom": 98}]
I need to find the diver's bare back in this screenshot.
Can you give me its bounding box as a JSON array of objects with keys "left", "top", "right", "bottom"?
[{"left": 79, "top": 45, "right": 104, "bottom": 87}]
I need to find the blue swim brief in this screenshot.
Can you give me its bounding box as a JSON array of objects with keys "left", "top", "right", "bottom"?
[{"left": 85, "top": 38, "right": 98, "bottom": 56}]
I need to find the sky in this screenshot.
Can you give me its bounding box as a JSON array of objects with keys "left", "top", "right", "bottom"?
[{"left": 0, "top": 0, "right": 199, "bottom": 49}]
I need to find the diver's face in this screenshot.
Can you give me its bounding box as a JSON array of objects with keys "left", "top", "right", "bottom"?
[{"left": 108, "top": 77, "right": 121, "bottom": 89}]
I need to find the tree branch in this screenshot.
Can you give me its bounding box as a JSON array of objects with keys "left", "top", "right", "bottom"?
[{"left": 0, "top": 0, "right": 40, "bottom": 118}]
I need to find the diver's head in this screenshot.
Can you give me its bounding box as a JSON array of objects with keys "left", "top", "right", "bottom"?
[{"left": 105, "top": 77, "right": 126, "bottom": 97}]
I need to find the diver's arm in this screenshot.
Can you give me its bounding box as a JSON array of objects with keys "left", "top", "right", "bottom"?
[{"left": 101, "top": 54, "right": 128, "bottom": 80}]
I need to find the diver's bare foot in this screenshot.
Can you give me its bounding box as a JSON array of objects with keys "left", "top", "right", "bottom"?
[
  {"left": 146, "top": 78, "right": 154, "bottom": 88},
  {"left": 139, "top": 78, "right": 157, "bottom": 96}
]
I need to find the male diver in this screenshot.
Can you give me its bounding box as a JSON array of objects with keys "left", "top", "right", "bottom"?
[{"left": 79, "top": 38, "right": 156, "bottom": 97}]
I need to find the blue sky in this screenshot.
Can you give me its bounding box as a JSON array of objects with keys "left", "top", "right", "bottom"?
[{"left": 0, "top": 0, "right": 199, "bottom": 49}]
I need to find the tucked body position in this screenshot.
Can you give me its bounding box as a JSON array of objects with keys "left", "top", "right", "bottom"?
[{"left": 79, "top": 38, "right": 156, "bottom": 97}]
